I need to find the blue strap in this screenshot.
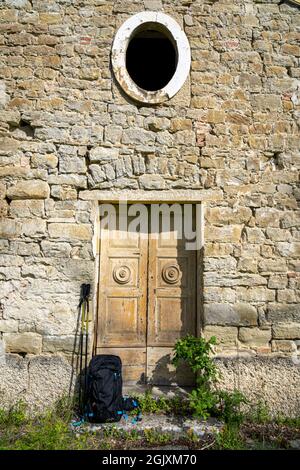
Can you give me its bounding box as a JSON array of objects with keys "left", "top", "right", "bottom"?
[{"left": 71, "top": 418, "right": 84, "bottom": 427}]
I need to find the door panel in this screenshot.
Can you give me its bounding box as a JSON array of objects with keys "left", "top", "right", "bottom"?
[
  {"left": 97, "top": 211, "right": 148, "bottom": 382},
  {"left": 147, "top": 247, "right": 196, "bottom": 346},
  {"left": 147, "top": 212, "right": 197, "bottom": 385}
]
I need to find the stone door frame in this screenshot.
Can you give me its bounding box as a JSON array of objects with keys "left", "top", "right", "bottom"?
[{"left": 90, "top": 190, "right": 207, "bottom": 358}]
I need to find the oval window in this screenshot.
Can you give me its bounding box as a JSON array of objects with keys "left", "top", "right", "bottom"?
[{"left": 111, "top": 12, "right": 191, "bottom": 104}]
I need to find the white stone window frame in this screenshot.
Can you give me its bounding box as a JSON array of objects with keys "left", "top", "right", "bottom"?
[{"left": 111, "top": 11, "right": 191, "bottom": 105}]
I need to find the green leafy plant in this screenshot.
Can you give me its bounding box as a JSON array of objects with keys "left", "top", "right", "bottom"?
[
  {"left": 0, "top": 401, "right": 27, "bottom": 427},
  {"left": 189, "top": 387, "right": 218, "bottom": 421},
  {"left": 172, "top": 335, "right": 247, "bottom": 422},
  {"left": 172, "top": 335, "right": 219, "bottom": 419},
  {"left": 134, "top": 390, "right": 191, "bottom": 416},
  {"left": 216, "top": 390, "right": 247, "bottom": 425},
  {"left": 247, "top": 400, "right": 270, "bottom": 424},
  {"left": 144, "top": 429, "right": 172, "bottom": 445},
  {"left": 172, "top": 335, "right": 218, "bottom": 387},
  {"left": 214, "top": 423, "right": 246, "bottom": 450}
]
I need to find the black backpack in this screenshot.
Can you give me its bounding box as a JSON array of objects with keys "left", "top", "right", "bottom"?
[{"left": 85, "top": 354, "right": 123, "bottom": 423}]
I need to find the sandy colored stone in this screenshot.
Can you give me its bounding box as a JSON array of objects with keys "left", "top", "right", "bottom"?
[
  {"left": 204, "top": 303, "right": 257, "bottom": 326},
  {"left": 89, "top": 147, "right": 119, "bottom": 162},
  {"left": 10, "top": 200, "right": 44, "bottom": 218},
  {"left": 48, "top": 223, "right": 92, "bottom": 240},
  {"left": 239, "top": 327, "right": 272, "bottom": 348},
  {"left": 139, "top": 175, "right": 166, "bottom": 190},
  {"left": 205, "top": 225, "right": 243, "bottom": 243},
  {"left": 0, "top": 220, "right": 21, "bottom": 238},
  {"left": 272, "top": 323, "right": 300, "bottom": 340},
  {"left": 271, "top": 340, "right": 297, "bottom": 353},
  {"left": 206, "top": 207, "right": 252, "bottom": 225},
  {"left": 4, "top": 332, "right": 42, "bottom": 355},
  {"left": 7, "top": 181, "right": 50, "bottom": 200},
  {"left": 203, "top": 325, "right": 238, "bottom": 347}
]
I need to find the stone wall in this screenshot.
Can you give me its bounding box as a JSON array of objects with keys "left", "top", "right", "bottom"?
[{"left": 0, "top": 0, "right": 299, "bottom": 413}]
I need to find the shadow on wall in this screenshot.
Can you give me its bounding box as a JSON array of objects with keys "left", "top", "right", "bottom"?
[{"left": 68, "top": 294, "right": 90, "bottom": 406}]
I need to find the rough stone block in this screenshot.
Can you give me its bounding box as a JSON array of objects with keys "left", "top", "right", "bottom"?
[
  {"left": 216, "top": 357, "right": 300, "bottom": 417},
  {"left": 204, "top": 303, "right": 257, "bottom": 326},
  {"left": 22, "top": 219, "right": 47, "bottom": 237},
  {"left": 31, "top": 154, "right": 58, "bottom": 169},
  {"left": 0, "top": 319, "right": 19, "bottom": 333},
  {"left": 139, "top": 175, "right": 165, "bottom": 190},
  {"left": 89, "top": 146, "right": 119, "bottom": 163},
  {"left": 255, "top": 208, "right": 281, "bottom": 227},
  {"left": 272, "top": 323, "right": 300, "bottom": 340},
  {"left": 48, "top": 223, "right": 92, "bottom": 240},
  {"left": 245, "top": 228, "right": 265, "bottom": 244},
  {"left": 276, "top": 242, "right": 300, "bottom": 258},
  {"left": 0, "top": 220, "right": 21, "bottom": 239},
  {"left": 205, "top": 273, "right": 267, "bottom": 287},
  {"left": 59, "top": 155, "right": 86, "bottom": 174},
  {"left": 0, "top": 354, "right": 29, "bottom": 408},
  {"left": 43, "top": 335, "right": 75, "bottom": 353},
  {"left": 10, "top": 200, "right": 45, "bottom": 218},
  {"left": 206, "top": 207, "right": 252, "bottom": 225},
  {"left": 204, "top": 287, "right": 236, "bottom": 303},
  {"left": 238, "top": 257, "right": 258, "bottom": 273},
  {"left": 4, "top": 332, "right": 42, "bottom": 355},
  {"left": 237, "top": 287, "right": 275, "bottom": 302},
  {"left": 41, "top": 240, "right": 72, "bottom": 258},
  {"left": 267, "top": 304, "right": 300, "bottom": 323},
  {"left": 205, "top": 243, "right": 233, "bottom": 257},
  {"left": 204, "top": 257, "right": 237, "bottom": 272},
  {"left": 258, "top": 259, "right": 287, "bottom": 273},
  {"left": 205, "top": 225, "right": 243, "bottom": 243},
  {"left": 268, "top": 275, "right": 288, "bottom": 289},
  {"left": 271, "top": 340, "right": 297, "bottom": 353},
  {"left": 277, "top": 289, "right": 297, "bottom": 303},
  {"left": 203, "top": 325, "right": 238, "bottom": 347},
  {"left": 7, "top": 181, "right": 50, "bottom": 200},
  {"left": 239, "top": 327, "right": 272, "bottom": 348},
  {"left": 25, "top": 356, "right": 73, "bottom": 411}
]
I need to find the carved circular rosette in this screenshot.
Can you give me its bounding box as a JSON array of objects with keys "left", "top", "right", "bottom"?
[
  {"left": 162, "top": 263, "right": 181, "bottom": 284},
  {"left": 113, "top": 265, "right": 131, "bottom": 284}
]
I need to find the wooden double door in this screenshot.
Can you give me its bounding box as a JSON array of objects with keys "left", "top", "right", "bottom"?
[{"left": 96, "top": 205, "right": 197, "bottom": 385}]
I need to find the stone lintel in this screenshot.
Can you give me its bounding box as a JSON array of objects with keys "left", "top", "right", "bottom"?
[{"left": 79, "top": 189, "right": 223, "bottom": 203}]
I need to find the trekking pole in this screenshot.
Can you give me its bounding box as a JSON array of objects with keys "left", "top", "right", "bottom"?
[
  {"left": 78, "top": 284, "right": 87, "bottom": 414},
  {"left": 84, "top": 284, "right": 91, "bottom": 409}
]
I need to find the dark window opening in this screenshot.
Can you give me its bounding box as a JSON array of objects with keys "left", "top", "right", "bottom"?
[{"left": 126, "top": 29, "right": 177, "bottom": 92}]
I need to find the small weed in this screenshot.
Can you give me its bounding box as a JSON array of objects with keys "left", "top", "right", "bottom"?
[
  {"left": 214, "top": 424, "right": 246, "bottom": 450},
  {"left": 103, "top": 425, "right": 122, "bottom": 439},
  {"left": 275, "top": 415, "right": 300, "bottom": 428},
  {"left": 134, "top": 390, "right": 190, "bottom": 416},
  {"left": 247, "top": 401, "right": 271, "bottom": 424},
  {"left": 0, "top": 401, "right": 27, "bottom": 427},
  {"left": 144, "top": 429, "right": 172, "bottom": 445},
  {"left": 124, "top": 429, "right": 141, "bottom": 442},
  {"left": 216, "top": 390, "right": 248, "bottom": 425}
]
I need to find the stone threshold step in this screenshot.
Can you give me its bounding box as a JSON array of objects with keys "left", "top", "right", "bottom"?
[
  {"left": 78, "top": 415, "right": 223, "bottom": 438},
  {"left": 123, "top": 384, "right": 192, "bottom": 398}
]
